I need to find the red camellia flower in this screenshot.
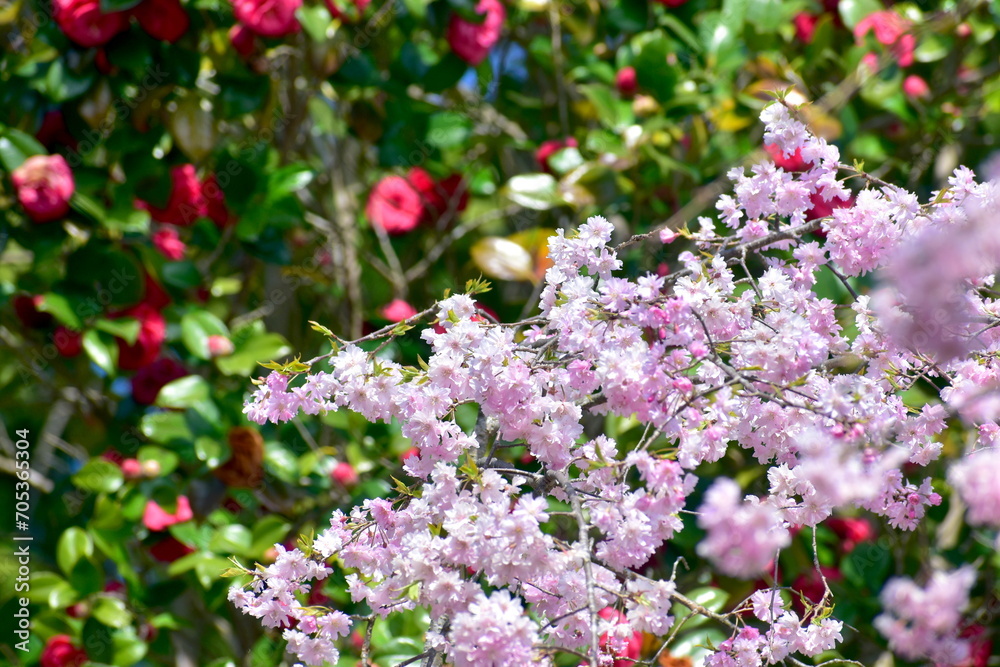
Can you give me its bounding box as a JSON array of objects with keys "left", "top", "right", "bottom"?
[
  {"left": 36, "top": 110, "right": 78, "bottom": 151},
  {"left": 11, "top": 154, "right": 75, "bottom": 223},
  {"left": 366, "top": 175, "right": 424, "bottom": 235},
  {"left": 152, "top": 228, "right": 186, "bottom": 260},
  {"left": 149, "top": 535, "right": 196, "bottom": 562},
  {"left": 115, "top": 303, "right": 167, "bottom": 371},
  {"left": 381, "top": 298, "right": 418, "bottom": 322},
  {"left": 232, "top": 0, "right": 302, "bottom": 37},
  {"left": 536, "top": 137, "right": 578, "bottom": 173},
  {"left": 854, "top": 10, "right": 915, "bottom": 67},
  {"left": 791, "top": 565, "right": 842, "bottom": 613},
  {"left": 447, "top": 0, "right": 505, "bottom": 66},
  {"left": 324, "top": 0, "right": 369, "bottom": 21},
  {"left": 52, "top": 0, "right": 127, "bottom": 47},
  {"left": 131, "top": 357, "right": 189, "bottom": 405},
  {"left": 54, "top": 327, "right": 83, "bottom": 357},
  {"left": 138, "top": 164, "right": 204, "bottom": 226},
  {"left": 40, "top": 635, "right": 88, "bottom": 667},
  {"left": 13, "top": 294, "right": 55, "bottom": 329},
  {"left": 597, "top": 607, "right": 642, "bottom": 667},
  {"left": 132, "top": 0, "right": 190, "bottom": 42},
  {"left": 143, "top": 495, "right": 194, "bottom": 531},
  {"left": 826, "top": 516, "right": 874, "bottom": 552},
  {"left": 616, "top": 66, "right": 638, "bottom": 96},
  {"left": 229, "top": 24, "right": 257, "bottom": 57},
  {"left": 653, "top": 0, "right": 689, "bottom": 6},
  {"left": 765, "top": 143, "right": 807, "bottom": 172},
  {"left": 805, "top": 190, "right": 854, "bottom": 223},
  {"left": 138, "top": 165, "right": 233, "bottom": 227},
  {"left": 958, "top": 624, "right": 992, "bottom": 667},
  {"left": 201, "top": 174, "right": 234, "bottom": 227}
]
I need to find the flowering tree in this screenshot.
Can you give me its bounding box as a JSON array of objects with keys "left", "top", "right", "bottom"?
[
  {"left": 3, "top": 0, "right": 1000, "bottom": 664},
  {"left": 229, "top": 102, "right": 1000, "bottom": 667}
]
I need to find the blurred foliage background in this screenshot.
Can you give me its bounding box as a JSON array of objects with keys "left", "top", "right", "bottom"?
[{"left": 2, "top": 0, "right": 1000, "bottom": 664}]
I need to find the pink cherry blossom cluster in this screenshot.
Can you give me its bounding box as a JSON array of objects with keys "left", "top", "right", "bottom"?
[
  {"left": 232, "top": 101, "right": 999, "bottom": 666},
  {"left": 874, "top": 567, "right": 976, "bottom": 664}
]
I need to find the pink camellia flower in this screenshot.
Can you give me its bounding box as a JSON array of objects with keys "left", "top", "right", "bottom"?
[
  {"left": 131, "top": 357, "right": 188, "bottom": 405},
  {"left": 902, "top": 74, "right": 931, "bottom": 100},
  {"left": 381, "top": 298, "right": 418, "bottom": 322},
  {"left": 152, "top": 228, "right": 186, "bottom": 260},
  {"left": 40, "top": 635, "right": 88, "bottom": 667},
  {"left": 52, "top": 0, "right": 127, "bottom": 47},
  {"left": 446, "top": 0, "right": 505, "bottom": 66},
  {"left": 536, "top": 137, "right": 578, "bottom": 173},
  {"left": 132, "top": 0, "right": 190, "bottom": 42},
  {"left": 121, "top": 458, "right": 143, "bottom": 479},
  {"left": 54, "top": 327, "right": 83, "bottom": 357},
  {"left": 793, "top": 12, "right": 819, "bottom": 43},
  {"left": 232, "top": 0, "right": 302, "bottom": 37},
  {"left": 330, "top": 461, "right": 359, "bottom": 487},
  {"left": 366, "top": 175, "right": 424, "bottom": 235},
  {"left": 11, "top": 154, "right": 75, "bottom": 223},
  {"left": 115, "top": 304, "right": 167, "bottom": 371},
  {"left": 616, "top": 66, "right": 638, "bottom": 96},
  {"left": 597, "top": 607, "right": 642, "bottom": 667},
  {"left": 854, "top": 10, "right": 915, "bottom": 67},
  {"left": 143, "top": 495, "right": 194, "bottom": 531},
  {"left": 207, "top": 335, "right": 235, "bottom": 357}
]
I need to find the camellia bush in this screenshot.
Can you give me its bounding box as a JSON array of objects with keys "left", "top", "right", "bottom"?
[{"left": 2, "top": 0, "right": 1000, "bottom": 664}]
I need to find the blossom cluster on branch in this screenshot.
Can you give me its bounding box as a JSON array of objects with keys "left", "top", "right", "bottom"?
[{"left": 230, "top": 102, "right": 1000, "bottom": 667}]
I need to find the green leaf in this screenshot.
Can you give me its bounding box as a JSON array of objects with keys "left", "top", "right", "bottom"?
[
  {"left": 57, "top": 527, "right": 94, "bottom": 576},
  {"left": 209, "top": 524, "right": 253, "bottom": 556},
  {"left": 266, "top": 164, "right": 314, "bottom": 204},
  {"left": 631, "top": 30, "right": 678, "bottom": 103},
  {"left": 155, "top": 375, "right": 212, "bottom": 409},
  {"left": 37, "top": 293, "right": 83, "bottom": 329},
  {"left": 250, "top": 516, "right": 291, "bottom": 556},
  {"left": 83, "top": 330, "right": 117, "bottom": 375},
  {"left": 296, "top": 4, "right": 331, "bottom": 41},
  {"left": 72, "top": 459, "right": 124, "bottom": 494},
  {"left": 503, "top": 173, "right": 559, "bottom": 210},
  {"left": 838, "top": 0, "right": 883, "bottom": 29},
  {"left": 70, "top": 191, "right": 107, "bottom": 224},
  {"left": 181, "top": 310, "right": 230, "bottom": 360},
  {"left": 100, "top": 0, "right": 143, "bottom": 11},
  {"left": 94, "top": 318, "right": 141, "bottom": 345},
  {"left": 579, "top": 83, "right": 635, "bottom": 130},
  {"left": 0, "top": 127, "right": 46, "bottom": 170},
  {"left": 112, "top": 629, "right": 148, "bottom": 666},
  {"left": 426, "top": 112, "right": 473, "bottom": 149},
  {"left": 216, "top": 332, "right": 292, "bottom": 376},
  {"left": 138, "top": 445, "right": 180, "bottom": 476},
  {"left": 140, "top": 412, "right": 193, "bottom": 445},
  {"left": 92, "top": 595, "right": 132, "bottom": 628},
  {"left": 83, "top": 617, "right": 115, "bottom": 663},
  {"left": 194, "top": 436, "right": 225, "bottom": 468}
]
